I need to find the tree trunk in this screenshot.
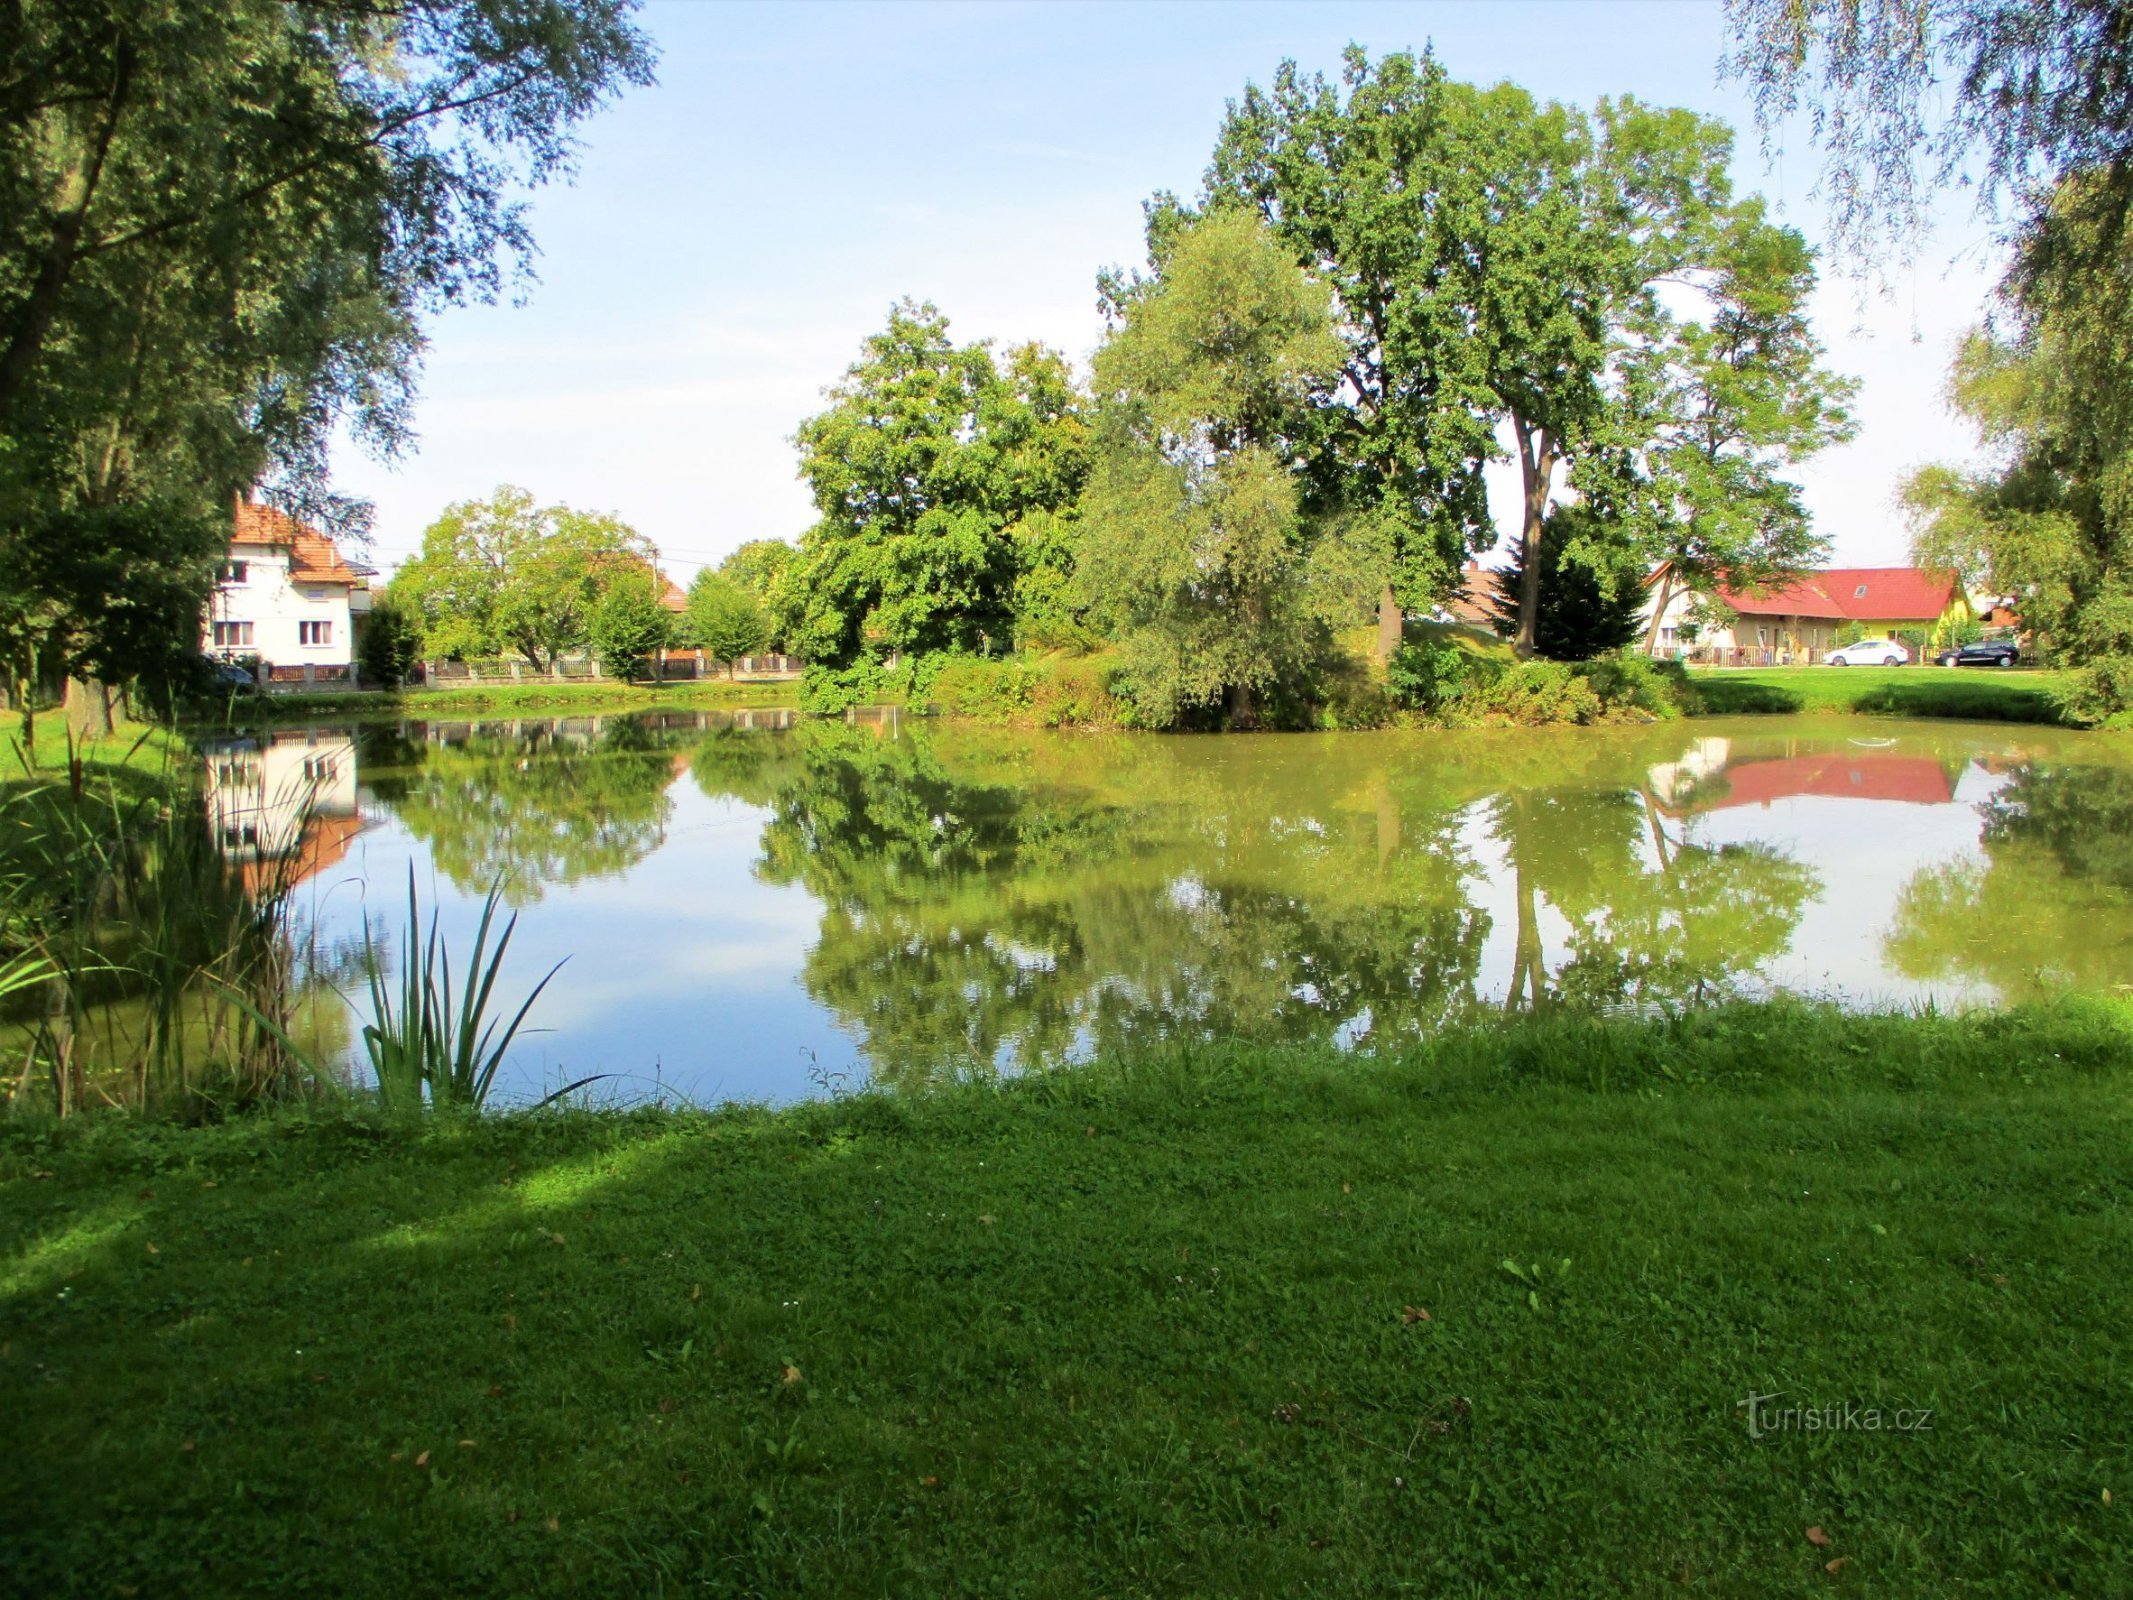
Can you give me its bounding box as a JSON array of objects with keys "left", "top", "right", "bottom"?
[
  {"left": 0, "top": 48, "right": 131, "bottom": 418},
  {"left": 1225, "top": 680, "right": 1256, "bottom": 730},
  {"left": 1510, "top": 415, "right": 1557, "bottom": 659},
  {"left": 64, "top": 676, "right": 112, "bottom": 740},
  {"left": 1643, "top": 568, "right": 1675, "bottom": 655},
  {"left": 1376, "top": 584, "right": 1402, "bottom": 663}
]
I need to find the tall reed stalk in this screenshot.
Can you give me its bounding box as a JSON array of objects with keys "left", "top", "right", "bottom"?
[
  {"left": 0, "top": 766, "right": 319, "bottom": 1118},
  {"left": 361, "top": 869, "right": 565, "bottom": 1112}
]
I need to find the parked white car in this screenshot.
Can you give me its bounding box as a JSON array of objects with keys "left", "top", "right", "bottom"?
[{"left": 1827, "top": 638, "right": 1911, "bottom": 666}]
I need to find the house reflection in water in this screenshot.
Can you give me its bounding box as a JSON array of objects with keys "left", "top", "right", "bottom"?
[
  {"left": 1647, "top": 737, "right": 1956, "bottom": 816},
  {"left": 202, "top": 728, "right": 366, "bottom": 891}
]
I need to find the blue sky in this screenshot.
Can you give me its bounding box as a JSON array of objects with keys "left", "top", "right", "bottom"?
[{"left": 330, "top": 0, "right": 2005, "bottom": 583}]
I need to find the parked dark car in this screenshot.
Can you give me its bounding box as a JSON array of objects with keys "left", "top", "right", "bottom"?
[{"left": 1934, "top": 639, "right": 2020, "bottom": 668}]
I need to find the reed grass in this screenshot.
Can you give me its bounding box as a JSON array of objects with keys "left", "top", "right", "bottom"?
[{"left": 361, "top": 869, "right": 566, "bottom": 1112}]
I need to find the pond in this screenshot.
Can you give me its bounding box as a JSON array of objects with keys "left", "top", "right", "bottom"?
[{"left": 203, "top": 709, "right": 2133, "bottom": 1106}]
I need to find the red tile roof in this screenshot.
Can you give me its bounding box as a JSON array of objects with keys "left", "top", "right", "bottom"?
[
  {"left": 231, "top": 500, "right": 363, "bottom": 586},
  {"left": 1683, "top": 754, "right": 1954, "bottom": 813},
  {"left": 1720, "top": 567, "right": 1957, "bottom": 622}
]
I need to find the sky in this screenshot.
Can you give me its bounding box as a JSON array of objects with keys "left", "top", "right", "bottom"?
[{"left": 328, "top": 0, "right": 2008, "bottom": 585}]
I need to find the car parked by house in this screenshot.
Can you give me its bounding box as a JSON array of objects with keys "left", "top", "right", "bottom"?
[
  {"left": 1826, "top": 638, "right": 1911, "bottom": 667},
  {"left": 1935, "top": 639, "right": 2021, "bottom": 668}
]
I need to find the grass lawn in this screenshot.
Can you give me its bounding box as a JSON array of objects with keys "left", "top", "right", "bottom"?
[
  {"left": 6, "top": 1000, "right": 2131, "bottom": 1596},
  {"left": 1691, "top": 665, "right": 2073, "bottom": 723},
  {"left": 0, "top": 711, "right": 190, "bottom": 808}
]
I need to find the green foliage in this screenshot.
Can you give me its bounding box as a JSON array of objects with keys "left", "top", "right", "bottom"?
[
  {"left": 392, "top": 487, "right": 659, "bottom": 668},
  {"left": 1578, "top": 654, "right": 1699, "bottom": 720},
  {"left": 1386, "top": 639, "right": 1471, "bottom": 713},
  {"left": 587, "top": 576, "right": 671, "bottom": 683},
  {"left": 1461, "top": 660, "right": 1607, "bottom": 726},
  {"left": 784, "top": 304, "right": 1089, "bottom": 666},
  {"left": 923, "top": 653, "right": 1126, "bottom": 728},
  {"left": 1724, "top": 0, "right": 2133, "bottom": 265},
  {"left": 360, "top": 872, "right": 565, "bottom": 1114},
  {"left": 1485, "top": 505, "right": 1648, "bottom": 661},
  {"left": 0, "top": 3, "right": 653, "bottom": 704},
  {"left": 716, "top": 539, "right": 796, "bottom": 601},
  {"left": 357, "top": 593, "right": 425, "bottom": 690},
  {"left": 1388, "top": 639, "right": 1695, "bottom": 726},
  {"left": 1833, "top": 619, "right": 1867, "bottom": 647},
  {"left": 797, "top": 659, "right": 894, "bottom": 716},
  {"left": 0, "top": 499, "right": 223, "bottom": 714},
  {"left": 1206, "top": 49, "right": 1851, "bottom": 656},
  {"left": 1077, "top": 212, "right": 1355, "bottom": 728},
  {"left": 681, "top": 572, "right": 769, "bottom": 663}
]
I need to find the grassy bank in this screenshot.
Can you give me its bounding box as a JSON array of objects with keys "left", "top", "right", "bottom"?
[
  {"left": 6, "top": 999, "right": 2130, "bottom": 1595},
  {"left": 2, "top": 711, "right": 188, "bottom": 798},
  {"left": 1691, "top": 665, "right": 2074, "bottom": 724},
  {"left": 214, "top": 678, "right": 803, "bottom": 722}
]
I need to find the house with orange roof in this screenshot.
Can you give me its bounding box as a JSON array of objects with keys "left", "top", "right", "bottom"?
[
  {"left": 205, "top": 500, "right": 373, "bottom": 683},
  {"left": 1642, "top": 565, "right": 1969, "bottom": 663}
]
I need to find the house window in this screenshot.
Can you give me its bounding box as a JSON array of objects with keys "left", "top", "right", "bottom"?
[
  {"left": 212, "top": 621, "right": 254, "bottom": 648},
  {"left": 298, "top": 620, "right": 332, "bottom": 646},
  {"left": 218, "top": 561, "right": 248, "bottom": 585},
  {"left": 301, "top": 756, "right": 337, "bottom": 783},
  {"left": 1854, "top": 584, "right": 1869, "bottom": 598}
]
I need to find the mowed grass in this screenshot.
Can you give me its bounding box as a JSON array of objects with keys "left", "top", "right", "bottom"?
[
  {"left": 1691, "top": 665, "right": 2072, "bottom": 723},
  {"left": 5, "top": 1000, "right": 2132, "bottom": 1597}
]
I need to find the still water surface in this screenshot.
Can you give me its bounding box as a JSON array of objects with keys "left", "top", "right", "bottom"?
[{"left": 206, "top": 709, "right": 2133, "bottom": 1105}]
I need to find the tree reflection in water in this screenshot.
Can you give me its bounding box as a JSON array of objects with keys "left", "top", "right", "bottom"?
[
  {"left": 1889, "top": 760, "right": 2133, "bottom": 995},
  {"left": 684, "top": 721, "right": 1824, "bottom": 1088},
  {"left": 365, "top": 715, "right": 691, "bottom": 904}
]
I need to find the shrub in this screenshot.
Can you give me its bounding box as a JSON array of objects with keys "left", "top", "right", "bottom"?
[
  {"left": 921, "top": 653, "right": 1127, "bottom": 728},
  {"left": 1458, "top": 659, "right": 1604, "bottom": 725},
  {"left": 798, "top": 659, "right": 889, "bottom": 715},
  {"left": 358, "top": 593, "right": 425, "bottom": 689},
  {"left": 1579, "top": 654, "right": 1700, "bottom": 720},
  {"left": 1387, "top": 639, "right": 1474, "bottom": 712}
]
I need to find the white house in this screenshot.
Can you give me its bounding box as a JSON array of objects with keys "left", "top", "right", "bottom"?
[
  {"left": 201, "top": 726, "right": 364, "bottom": 889},
  {"left": 203, "top": 500, "right": 372, "bottom": 685}
]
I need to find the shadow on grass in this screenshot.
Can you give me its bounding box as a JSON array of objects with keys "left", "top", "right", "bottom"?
[
  {"left": 1691, "top": 677, "right": 1805, "bottom": 714},
  {"left": 5, "top": 1002, "right": 2132, "bottom": 1597},
  {"left": 1851, "top": 679, "right": 2064, "bottom": 723}
]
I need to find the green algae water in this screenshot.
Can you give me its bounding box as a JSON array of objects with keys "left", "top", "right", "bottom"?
[{"left": 202, "top": 710, "right": 2132, "bottom": 1104}]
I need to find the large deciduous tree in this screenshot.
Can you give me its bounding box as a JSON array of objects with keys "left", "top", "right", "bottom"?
[
  {"left": 392, "top": 486, "right": 658, "bottom": 669},
  {"left": 784, "top": 303, "right": 1089, "bottom": 666},
  {"left": 1204, "top": 49, "right": 1852, "bottom": 659},
  {"left": 683, "top": 572, "right": 770, "bottom": 667},
  {"left": 1075, "top": 211, "right": 1350, "bottom": 728},
  {"left": 0, "top": 2, "right": 653, "bottom": 698}
]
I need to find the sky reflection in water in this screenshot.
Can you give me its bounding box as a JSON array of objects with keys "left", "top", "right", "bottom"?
[{"left": 212, "top": 710, "right": 2133, "bottom": 1107}]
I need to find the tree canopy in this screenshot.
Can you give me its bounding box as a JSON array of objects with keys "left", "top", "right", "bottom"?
[
  {"left": 1487, "top": 505, "right": 1649, "bottom": 662},
  {"left": 782, "top": 302, "right": 1089, "bottom": 666},
  {"left": 0, "top": 1, "right": 653, "bottom": 705},
  {"left": 683, "top": 571, "right": 770, "bottom": 665},
  {"left": 391, "top": 486, "right": 659, "bottom": 668},
  {"left": 1075, "top": 210, "right": 1353, "bottom": 728},
  {"left": 1200, "top": 48, "right": 1852, "bottom": 658}
]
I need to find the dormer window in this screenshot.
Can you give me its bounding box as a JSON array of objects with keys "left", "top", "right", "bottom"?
[{"left": 1854, "top": 584, "right": 1868, "bottom": 598}]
